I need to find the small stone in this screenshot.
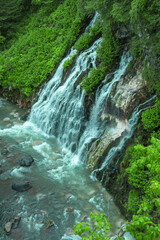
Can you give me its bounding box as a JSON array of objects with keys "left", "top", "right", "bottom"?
[
  {"left": 3, "top": 117, "right": 11, "bottom": 122},
  {"left": 12, "top": 180, "right": 32, "bottom": 192},
  {"left": 13, "top": 113, "right": 19, "bottom": 118},
  {"left": 4, "top": 222, "right": 13, "bottom": 234},
  {"left": 65, "top": 193, "right": 73, "bottom": 200},
  {"left": 19, "top": 155, "right": 34, "bottom": 167},
  {"left": 36, "top": 193, "right": 46, "bottom": 200},
  {"left": 81, "top": 216, "right": 88, "bottom": 222},
  {"left": 12, "top": 216, "right": 21, "bottom": 229},
  {"left": 66, "top": 228, "right": 74, "bottom": 235},
  {"left": 40, "top": 210, "right": 47, "bottom": 215},
  {"left": 32, "top": 140, "right": 44, "bottom": 146},
  {"left": 66, "top": 207, "right": 74, "bottom": 214}
]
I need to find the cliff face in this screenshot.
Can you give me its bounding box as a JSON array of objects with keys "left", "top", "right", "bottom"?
[{"left": 86, "top": 64, "right": 149, "bottom": 177}]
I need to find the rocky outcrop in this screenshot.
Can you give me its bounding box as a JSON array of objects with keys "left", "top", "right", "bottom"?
[
  {"left": 86, "top": 65, "right": 149, "bottom": 173},
  {"left": 86, "top": 130, "right": 121, "bottom": 172},
  {"left": 109, "top": 70, "right": 148, "bottom": 119}
]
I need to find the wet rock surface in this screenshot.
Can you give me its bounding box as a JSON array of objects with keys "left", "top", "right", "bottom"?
[
  {"left": 19, "top": 154, "right": 34, "bottom": 167},
  {"left": 109, "top": 69, "right": 148, "bottom": 119},
  {"left": 12, "top": 180, "right": 32, "bottom": 192},
  {"left": 87, "top": 130, "right": 121, "bottom": 172},
  {"left": 87, "top": 65, "right": 149, "bottom": 175},
  {"left": 4, "top": 221, "right": 13, "bottom": 234},
  {"left": 0, "top": 98, "right": 133, "bottom": 240}
]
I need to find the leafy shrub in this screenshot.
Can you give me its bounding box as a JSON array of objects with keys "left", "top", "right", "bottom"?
[
  {"left": 74, "top": 20, "right": 102, "bottom": 52},
  {"left": 81, "top": 68, "right": 105, "bottom": 94},
  {"left": 63, "top": 54, "right": 76, "bottom": 71},
  {"left": 0, "top": 0, "right": 86, "bottom": 96},
  {"left": 125, "top": 137, "right": 160, "bottom": 239},
  {"left": 74, "top": 212, "right": 112, "bottom": 240},
  {"left": 141, "top": 99, "right": 160, "bottom": 132}
]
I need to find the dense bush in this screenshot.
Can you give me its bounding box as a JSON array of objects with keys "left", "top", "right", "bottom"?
[
  {"left": 74, "top": 212, "right": 112, "bottom": 240},
  {"left": 74, "top": 20, "right": 102, "bottom": 52},
  {"left": 142, "top": 99, "right": 160, "bottom": 132},
  {"left": 125, "top": 137, "right": 160, "bottom": 239},
  {"left": 0, "top": 0, "right": 86, "bottom": 96}
]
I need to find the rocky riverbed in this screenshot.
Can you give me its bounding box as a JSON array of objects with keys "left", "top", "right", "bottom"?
[{"left": 0, "top": 98, "right": 134, "bottom": 240}]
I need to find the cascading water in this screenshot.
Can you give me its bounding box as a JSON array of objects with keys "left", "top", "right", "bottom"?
[
  {"left": 0, "top": 16, "right": 143, "bottom": 240},
  {"left": 29, "top": 38, "right": 102, "bottom": 153},
  {"left": 92, "top": 95, "right": 156, "bottom": 185},
  {"left": 77, "top": 51, "right": 132, "bottom": 161}
]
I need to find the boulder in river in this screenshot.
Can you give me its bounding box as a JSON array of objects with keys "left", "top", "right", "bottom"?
[
  {"left": 12, "top": 180, "right": 32, "bottom": 192},
  {"left": 19, "top": 154, "right": 34, "bottom": 167},
  {"left": 4, "top": 222, "right": 13, "bottom": 235}
]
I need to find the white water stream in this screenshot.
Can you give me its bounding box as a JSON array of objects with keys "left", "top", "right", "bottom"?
[{"left": 0, "top": 17, "right": 140, "bottom": 240}]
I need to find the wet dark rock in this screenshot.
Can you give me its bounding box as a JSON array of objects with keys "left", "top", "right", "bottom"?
[
  {"left": 0, "top": 168, "right": 3, "bottom": 174},
  {"left": 86, "top": 131, "right": 121, "bottom": 172},
  {"left": 12, "top": 180, "right": 32, "bottom": 192},
  {"left": 4, "top": 221, "right": 13, "bottom": 234},
  {"left": 12, "top": 216, "right": 21, "bottom": 229},
  {"left": 66, "top": 207, "right": 74, "bottom": 214},
  {"left": 1, "top": 148, "right": 10, "bottom": 155},
  {"left": 19, "top": 154, "right": 34, "bottom": 167}
]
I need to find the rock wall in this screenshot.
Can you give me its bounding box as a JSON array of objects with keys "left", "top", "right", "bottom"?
[{"left": 86, "top": 63, "right": 149, "bottom": 175}]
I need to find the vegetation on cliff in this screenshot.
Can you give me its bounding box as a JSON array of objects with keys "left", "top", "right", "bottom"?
[
  {"left": 0, "top": 0, "right": 160, "bottom": 239},
  {"left": 0, "top": 0, "right": 88, "bottom": 97},
  {"left": 0, "top": 0, "right": 159, "bottom": 98}
]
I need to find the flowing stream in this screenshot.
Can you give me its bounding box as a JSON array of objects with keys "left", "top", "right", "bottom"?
[{"left": 0, "top": 18, "right": 139, "bottom": 240}]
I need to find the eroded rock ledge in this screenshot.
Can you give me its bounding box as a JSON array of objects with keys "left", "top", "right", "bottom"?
[{"left": 86, "top": 65, "right": 150, "bottom": 177}]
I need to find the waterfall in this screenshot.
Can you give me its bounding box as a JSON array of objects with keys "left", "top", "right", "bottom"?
[
  {"left": 29, "top": 38, "right": 102, "bottom": 153},
  {"left": 77, "top": 52, "right": 132, "bottom": 161},
  {"left": 92, "top": 95, "right": 156, "bottom": 185}
]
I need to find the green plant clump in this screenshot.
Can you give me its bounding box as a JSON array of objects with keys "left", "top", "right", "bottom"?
[
  {"left": 142, "top": 99, "right": 160, "bottom": 132},
  {"left": 125, "top": 137, "right": 160, "bottom": 239},
  {"left": 0, "top": 0, "right": 87, "bottom": 97},
  {"left": 63, "top": 54, "right": 77, "bottom": 72},
  {"left": 74, "top": 212, "right": 112, "bottom": 240}
]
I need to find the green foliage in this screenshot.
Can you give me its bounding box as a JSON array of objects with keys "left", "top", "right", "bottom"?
[
  {"left": 63, "top": 54, "right": 76, "bottom": 71},
  {"left": 0, "top": 0, "right": 31, "bottom": 44},
  {"left": 74, "top": 20, "right": 102, "bottom": 52},
  {"left": 81, "top": 68, "right": 105, "bottom": 94},
  {"left": 74, "top": 32, "right": 93, "bottom": 52},
  {"left": 97, "top": 30, "right": 120, "bottom": 68},
  {"left": 126, "top": 214, "right": 160, "bottom": 240},
  {"left": 79, "top": 0, "right": 160, "bottom": 95},
  {"left": 125, "top": 137, "right": 160, "bottom": 239},
  {"left": 142, "top": 100, "right": 160, "bottom": 132},
  {"left": 111, "top": 1, "right": 130, "bottom": 23},
  {"left": 0, "top": 0, "right": 86, "bottom": 96},
  {"left": 74, "top": 212, "right": 112, "bottom": 240},
  {"left": 80, "top": 26, "right": 120, "bottom": 94}
]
